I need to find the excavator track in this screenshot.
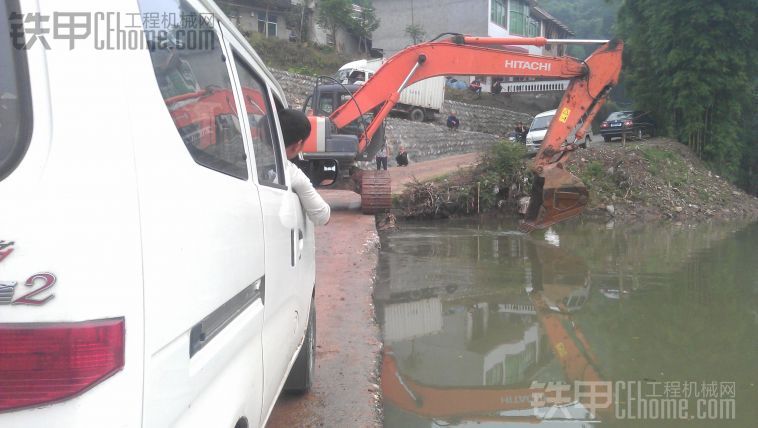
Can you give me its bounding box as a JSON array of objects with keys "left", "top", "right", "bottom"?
[{"left": 360, "top": 170, "right": 392, "bottom": 214}]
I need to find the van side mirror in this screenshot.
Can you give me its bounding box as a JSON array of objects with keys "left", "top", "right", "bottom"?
[{"left": 307, "top": 159, "right": 339, "bottom": 187}]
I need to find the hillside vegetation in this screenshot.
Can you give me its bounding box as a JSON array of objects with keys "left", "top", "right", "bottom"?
[{"left": 246, "top": 33, "right": 359, "bottom": 77}]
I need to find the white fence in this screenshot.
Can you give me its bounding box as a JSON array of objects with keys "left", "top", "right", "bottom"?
[
  {"left": 497, "top": 303, "right": 536, "bottom": 315},
  {"left": 501, "top": 79, "right": 570, "bottom": 93}
]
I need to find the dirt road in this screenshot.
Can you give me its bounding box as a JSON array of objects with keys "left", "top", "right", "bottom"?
[
  {"left": 268, "top": 190, "right": 382, "bottom": 428},
  {"left": 388, "top": 152, "right": 481, "bottom": 195}
]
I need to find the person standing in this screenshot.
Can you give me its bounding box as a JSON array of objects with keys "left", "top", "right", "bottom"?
[
  {"left": 514, "top": 121, "right": 528, "bottom": 143},
  {"left": 376, "top": 143, "right": 389, "bottom": 171},
  {"left": 469, "top": 79, "right": 482, "bottom": 96}
]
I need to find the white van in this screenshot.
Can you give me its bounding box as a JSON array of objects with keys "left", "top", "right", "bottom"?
[
  {"left": 0, "top": 1, "right": 323, "bottom": 426},
  {"left": 525, "top": 109, "right": 594, "bottom": 155}
]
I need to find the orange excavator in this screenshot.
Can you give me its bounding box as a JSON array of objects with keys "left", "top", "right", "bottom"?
[{"left": 302, "top": 36, "right": 623, "bottom": 230}]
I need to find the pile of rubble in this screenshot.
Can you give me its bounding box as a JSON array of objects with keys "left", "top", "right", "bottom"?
[{"left": 570, "top": 138, "right": 758, "bottom": 222}]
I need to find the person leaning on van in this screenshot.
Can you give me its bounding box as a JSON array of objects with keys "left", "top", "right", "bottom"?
[{"left": 278, "top": 109, "right": 331, "bottom": 226}]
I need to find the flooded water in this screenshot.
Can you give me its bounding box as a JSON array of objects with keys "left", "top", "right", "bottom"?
[{"left": 375, "top": 218, "right": 758, "bottom": 427}]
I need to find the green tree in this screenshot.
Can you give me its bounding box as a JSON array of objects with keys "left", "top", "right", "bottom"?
[
  {"left": 405, "top": 23, "right": 426, "bottom": 44},
  {"left": 540, "top": 0, "right": 621, "bottom": 58},
  {"left": 284, "top": 3, "right": 310, "bottom": 42},
  {"left": 317, "top": 0, "right": 353, "bottom": 51},
  {"left": 616, "top": 0, "right": 756, "bottom": 188},
  {"left": 350, "top": 0, "right": 380, "bottom": 54}
]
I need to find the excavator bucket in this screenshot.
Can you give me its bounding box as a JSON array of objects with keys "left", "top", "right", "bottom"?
[{"left": 520, "top": 163, "right": 588, "bottom": 233}]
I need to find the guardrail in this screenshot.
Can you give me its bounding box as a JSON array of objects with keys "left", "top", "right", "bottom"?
[
  {"left": 497, "top": 303, "right": 536, "bottom": 315},
  {"left": 501, "top": 79, "right": 569, "bottom": 93}
]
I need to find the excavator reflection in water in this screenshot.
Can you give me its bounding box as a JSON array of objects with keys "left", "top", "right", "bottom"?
[{"left": 379, "top": 237, "right": 612, "bottom": 425}]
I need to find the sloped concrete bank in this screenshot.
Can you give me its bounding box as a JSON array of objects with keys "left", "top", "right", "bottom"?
[{"left": 383, "top": 119, "right": 499, "bottom": 164}]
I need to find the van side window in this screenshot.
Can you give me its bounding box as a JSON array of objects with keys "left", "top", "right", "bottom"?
[
  {"left": 231, "top": 53, "right": 284, "bottom": 187},
  {"left": 139, "top": 0, "right": 248, "bottom": 180}
]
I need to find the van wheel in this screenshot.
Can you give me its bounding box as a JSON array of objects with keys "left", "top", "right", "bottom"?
[
  {"left": 284, "top": 301, "right": 316, "bottom": 394},
  {"left": 603, "top": 135, "right": 611, "bottom": 142},
  {"left": 409, "top": 108, "right": 425, "bottom": 122}
]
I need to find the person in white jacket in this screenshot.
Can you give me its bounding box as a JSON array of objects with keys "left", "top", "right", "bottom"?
[{"left": 278, "top": 109, "right": 331, "bottom": 225}]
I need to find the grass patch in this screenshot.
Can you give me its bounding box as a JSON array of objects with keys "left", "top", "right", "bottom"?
[
  {"left": 573, "top": 160, "right": 630, "bottom": 204},
  {"left": 641, "top": 147, "right": 688, "bottom": 188},
  {"left": 584, "top": 161, "right": 605, "bottom": 180}
]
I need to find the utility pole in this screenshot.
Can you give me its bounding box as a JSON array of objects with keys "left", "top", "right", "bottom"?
[{"left": 411, "top": 0, "right": 414, "bottom": 27}]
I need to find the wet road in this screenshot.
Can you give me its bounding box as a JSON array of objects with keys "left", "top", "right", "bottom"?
[
  {"left": 375, "top": 218, "right": 758, "bottom": 426},
  {"left": 268, "top": 190, "right": 382, "bottom": 427}
]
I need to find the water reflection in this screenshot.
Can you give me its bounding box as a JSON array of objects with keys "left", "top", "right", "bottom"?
[{"left": 376, "top": 219, "right": 758, "bottom": 426}]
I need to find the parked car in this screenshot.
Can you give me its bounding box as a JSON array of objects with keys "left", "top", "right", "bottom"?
[
  {"left": 525, "top": 109, "right": 593, "bottom": 155},
  {"left": 0, "top": 0, "right": 333, "bottom": 426},
  {"left": 599, "top": 110, "right": 656, "bottom": 141}
]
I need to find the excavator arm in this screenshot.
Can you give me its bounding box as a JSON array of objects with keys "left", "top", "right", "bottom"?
[{"left": 327, "top": 36, "right": 623, "bottom": 230}]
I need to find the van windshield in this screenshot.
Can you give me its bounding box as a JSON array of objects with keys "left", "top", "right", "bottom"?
[
  {"left": 0, "top": 1, "right": 31, "bottom": 181},
  {"left": 529, "top": 114, "right": 554, "bottom": 132}
]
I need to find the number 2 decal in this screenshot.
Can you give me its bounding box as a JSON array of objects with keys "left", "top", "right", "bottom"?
[{"left": 14, "top": 273, "right": 56, "bottom": 305}]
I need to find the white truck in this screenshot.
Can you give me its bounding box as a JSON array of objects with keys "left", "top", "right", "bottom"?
[{"left": 337, "top": 58, "right": 445, "bottom": 121}]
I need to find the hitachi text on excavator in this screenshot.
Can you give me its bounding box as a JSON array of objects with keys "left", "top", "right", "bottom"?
[{"left": 300, "top": 35, "right": 623, "bottom": 231}]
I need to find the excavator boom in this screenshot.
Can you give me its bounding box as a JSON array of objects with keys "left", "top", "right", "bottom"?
[{"left": 324, "top": 36, "right": 623, "bottom": 229}]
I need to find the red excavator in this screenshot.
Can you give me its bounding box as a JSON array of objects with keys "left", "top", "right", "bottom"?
[{"left": 301, "top": 35, "right": 623, "bottom": 231}]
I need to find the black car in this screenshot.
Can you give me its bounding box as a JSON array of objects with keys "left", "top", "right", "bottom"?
[{"left": 599, "top": 111, "right": 656, "bottom": 142}]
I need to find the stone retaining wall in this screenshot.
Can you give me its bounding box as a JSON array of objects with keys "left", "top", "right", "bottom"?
[
  {"left": 383, "top": 118, "right": 501, "bottom": 166},
  {"left": 271, "top": 68, "right": 318, "bottom": 109},
  {"left": 436, "top": 100, "right": 533, "bottom": 137}
]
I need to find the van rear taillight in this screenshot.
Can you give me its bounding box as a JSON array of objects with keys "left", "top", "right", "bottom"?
[{"left": 0, "top": 318, "right": 125, "bottom": 412}]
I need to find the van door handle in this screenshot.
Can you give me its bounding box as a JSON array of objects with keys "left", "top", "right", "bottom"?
[
  {"left": 290, "top": 229, "right": 296, "bottom": 267},
  {"left": 298, "top": 229, "right": 304, "bottom": 260}
]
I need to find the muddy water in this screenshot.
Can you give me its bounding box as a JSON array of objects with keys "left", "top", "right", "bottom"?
[{"left": 375, "top": 219, "right": 758, "bottom": 427}]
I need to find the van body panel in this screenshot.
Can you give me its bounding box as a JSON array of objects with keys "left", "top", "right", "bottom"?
[
  {"left": 0, "top": 1, "right": 146, "bottom": 426},
  {"left": 1, "top": 0, "right": 316, "bottom": 425}
]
